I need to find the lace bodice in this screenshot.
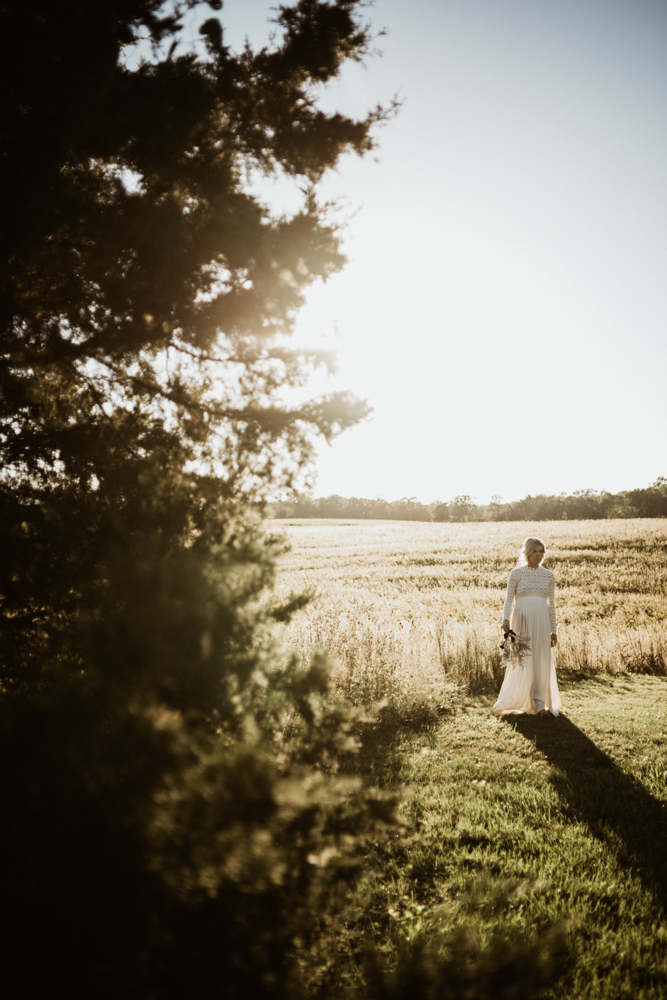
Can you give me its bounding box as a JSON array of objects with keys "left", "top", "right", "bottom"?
[{"left": 502, "top": 566, "right": 557, "bottom": 633}]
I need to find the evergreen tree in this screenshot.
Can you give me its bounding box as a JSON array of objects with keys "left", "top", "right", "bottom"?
[
  {"left": 0, "top": 0, "right": 385, "bottom": 685},
  {"left": 0, "top": 2, "right": 401, "bottom": 995},
  {"left": 0, "top": 4, "right": 565, "bottom": 995}
]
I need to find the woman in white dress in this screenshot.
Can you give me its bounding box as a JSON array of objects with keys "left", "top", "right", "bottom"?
[{"left": 493, "top": 537, "right": 561, "bottom": 718}]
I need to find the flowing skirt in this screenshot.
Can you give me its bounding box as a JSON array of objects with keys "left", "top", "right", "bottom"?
[{"left": 493, "top": 596, "right": 561, "bottom": 716}]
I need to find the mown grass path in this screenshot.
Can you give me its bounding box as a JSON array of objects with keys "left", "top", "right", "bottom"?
[{"left": 356, "top": 676, "right": 667, "bottom": 999}]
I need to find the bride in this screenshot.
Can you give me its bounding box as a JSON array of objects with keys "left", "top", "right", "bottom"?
[{"left": 493, "top": 537, "right": 561, "bottom": 718}]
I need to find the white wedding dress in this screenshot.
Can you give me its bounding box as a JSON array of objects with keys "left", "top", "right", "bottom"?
[{"left": 493, "top": 565, "right": 561, "bottom": 716}]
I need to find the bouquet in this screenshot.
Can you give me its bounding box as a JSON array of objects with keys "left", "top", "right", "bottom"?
[{"left": 500, "top": 628, "right": 531, "bottom": 668}]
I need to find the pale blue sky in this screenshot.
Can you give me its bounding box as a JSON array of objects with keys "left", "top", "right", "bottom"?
[{"left": 218, "top": 1, "right": 667, "bottom": 502}]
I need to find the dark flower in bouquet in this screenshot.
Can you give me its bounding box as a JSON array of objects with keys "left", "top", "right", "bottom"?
[{"left": 500, "top": 629, "right": 532, "bottom": 668}]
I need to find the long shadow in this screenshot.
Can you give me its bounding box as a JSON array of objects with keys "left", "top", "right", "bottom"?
[
  {"left": 505, "top": 713, "right": 667, "bottom": 913},
  {"left": 344, "top": 705, "right": 446, "bottom": 784}
]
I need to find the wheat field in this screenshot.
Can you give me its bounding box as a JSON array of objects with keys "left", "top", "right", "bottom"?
[{"left": 271, "top": 518, "right": 667, "bottom": 712}]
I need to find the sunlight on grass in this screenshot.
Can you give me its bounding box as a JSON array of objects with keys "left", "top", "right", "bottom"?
[
  {"left": 342, "top": 676, "right": 667, "bottom": 999},
  {"left": 268, "top": 519, "right": 667, "bottom": 997}
]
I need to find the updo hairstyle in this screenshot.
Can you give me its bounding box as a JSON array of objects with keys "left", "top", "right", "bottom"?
[{"left": 518, "top": 536, "right": 546, "bottom": 566}]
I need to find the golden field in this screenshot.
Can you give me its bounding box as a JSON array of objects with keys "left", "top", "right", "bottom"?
[{"left": 271, "top": 518, "right": 667, "bottom": 709}]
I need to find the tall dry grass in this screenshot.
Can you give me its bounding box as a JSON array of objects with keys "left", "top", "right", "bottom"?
[{"left": 271, "top": 519, "right": 667, "bottom": 714}]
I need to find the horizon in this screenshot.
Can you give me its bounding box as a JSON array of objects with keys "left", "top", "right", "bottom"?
[
  {"left": 221, "top": 0, "right": 667, "bottom": 505},
  {"left": 270, "top": 474, "right": 665, "bottom": 507}
]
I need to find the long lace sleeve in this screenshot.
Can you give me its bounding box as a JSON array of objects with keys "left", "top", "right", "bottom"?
[
  {"left": 502, "top": 570, "right": 517, "bottom": 623},
  {"left": 548, "top": 573, "right": 557, "bottom": 633}
]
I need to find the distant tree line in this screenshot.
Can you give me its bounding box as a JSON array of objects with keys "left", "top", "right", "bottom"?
[{"left": 269, "top": 478, "right": 667, "bottom": 521}]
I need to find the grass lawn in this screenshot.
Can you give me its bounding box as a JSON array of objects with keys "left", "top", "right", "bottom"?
[{"left": 346, "top": 675, "right": 667, "bottom": 999}]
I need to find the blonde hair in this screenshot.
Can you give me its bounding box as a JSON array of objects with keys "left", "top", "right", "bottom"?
[{"left": 518, "top": 536, "right": 546, "bottom": 566}]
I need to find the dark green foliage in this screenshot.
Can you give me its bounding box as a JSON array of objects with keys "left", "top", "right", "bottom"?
[
  {"left": 0, "top": 508, "right": 409, "bottom": 997},
  {"left": 0, "top": 0, "right": 381, "bottom": 679},
  {"left": 0, "top": 1, "right": 403, "bottom": 995},
  {"left": 0, "top": 3, "right": 568, "bottom": 995}
]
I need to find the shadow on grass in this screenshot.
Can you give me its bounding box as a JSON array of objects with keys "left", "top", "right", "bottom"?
[
  {"left": 349, "top": 703, "right": 446, "bottom": 782},
  {"left": 505, "top": 712, "right": 667, "bottom": 913}
]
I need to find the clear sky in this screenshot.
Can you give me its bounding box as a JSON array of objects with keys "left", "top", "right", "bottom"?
[{"left": 223, "top": 0, "right": 667, "bottom": 503}]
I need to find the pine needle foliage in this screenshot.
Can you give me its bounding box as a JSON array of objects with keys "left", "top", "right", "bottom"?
[
  {"left": 0, "top": 0, "right": 384, "bottom": 689},
  {"left": 0, "top": 2, "right": 402, "bottom": 996},
  {"left": 0, "top": 4, "right": 563, "bottom": 997}
]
